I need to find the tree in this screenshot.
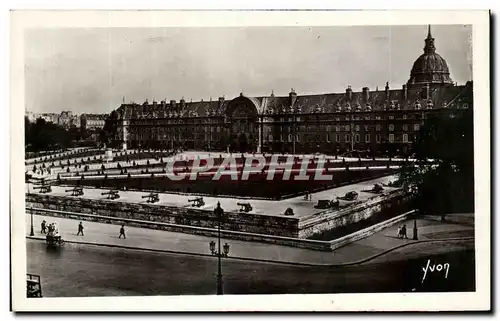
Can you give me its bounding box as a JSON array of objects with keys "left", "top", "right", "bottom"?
[
  {"left": 398, "top": 109, "right": 474, "bottom": 218},
  {"left": 100, "top": 111, "right": 119, "bottom": 148}
]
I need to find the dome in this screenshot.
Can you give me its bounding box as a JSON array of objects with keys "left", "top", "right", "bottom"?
[{"left": 407, "top": 26, "right": 453, "bottom": 87}]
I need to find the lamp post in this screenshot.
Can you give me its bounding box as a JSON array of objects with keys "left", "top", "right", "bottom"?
[
  {"left": 209, "top": 202, "right": 230, "bottom": 295},
  {"left": 29, "top": 207, "right": 34, "bottom": 236},
  {"left": 413, "top": 218, "right": 418, "bottom": 240}
]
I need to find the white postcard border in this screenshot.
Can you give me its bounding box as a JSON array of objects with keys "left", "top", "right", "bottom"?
[{"left": 10, "top": 10, "right": 491, "bottom": 312}]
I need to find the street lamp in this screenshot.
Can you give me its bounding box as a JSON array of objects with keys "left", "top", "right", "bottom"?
[
  {"left": 208, "top": 201, "right": 230, "bottom": 295},
  {"left": 413, "top": 218, "right": 418, "bottom": 240},
  {"left": 29, "top": 207, "right": 34, "bottom": 236}
]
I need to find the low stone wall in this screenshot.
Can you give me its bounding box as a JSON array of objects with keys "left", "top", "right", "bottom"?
[
  {"left": 298, "top": 190, "right": 410, "bottom": 239},
  {"left": 26, "top": 207, "right": 415, "bottom": 252},
  {"left": 25, "top": 188, "right": 412, "bottom": 251},
  {"left": 26, "top": 194, "right": 299, "bottom": 238},
  {"left": 26, "top": 207, "right": 332, "bottom": 251}
]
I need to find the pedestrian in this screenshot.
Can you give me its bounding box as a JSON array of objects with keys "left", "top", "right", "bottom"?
[
  {"left": 397, "top": 226, "right": 402, "bottom": 239},
  {"left": 41, "top": 220, "right": 47, "bottom": 234},
  {"left": 77, "top": 222, "right": 84, "bottom": 236},
  {"left": 119, "top": 224, "right": 126, "bottom": 239},
  {"left": 402, "top": 224, "right": 408, "bottom": 239}
]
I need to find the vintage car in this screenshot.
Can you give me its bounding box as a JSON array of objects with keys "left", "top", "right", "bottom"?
[{"left": 27, "top": 274, "right": 42, "bottom": 297}]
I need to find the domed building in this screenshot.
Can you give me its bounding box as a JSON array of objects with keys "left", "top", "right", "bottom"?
[
  {"left": 111, "top": 26, "right": 473, "bottom": 156},
  {"left": 407, "top": 26, "right": 454, "bottom": 87}
]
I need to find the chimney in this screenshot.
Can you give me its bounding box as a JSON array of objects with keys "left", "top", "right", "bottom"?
[
  {"left": 425, "top": 83, "right": 430, "bottom": 100},
  {"left": 161, "top": 100, "right": 166, "bottom": 108},
  {"left": 346, "top": 85, "right": 353, "bottom": 101},
  {"left": 218, "top": 97, "right": 225, "bottom": 108},
  {"left": 385, "top": 82, "right": 390, "bottom": 101},
  {"left": 402, "top": 84, "right": 408, "bottom": 100},
  {"left": 362, "top": 87, "right": 369, "bottom": 102},
  {"left": 289, "top": 88, "right": 298, "bottom": 107},
  {"left": 170, "top": 100, "right": 176, "bottom": 109},
  {"left": 180, "top": 98, "right": 186, "bottom": 109}
]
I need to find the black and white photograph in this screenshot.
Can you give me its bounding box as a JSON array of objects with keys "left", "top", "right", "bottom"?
[{"left": 10, "top": 10, "right": 490, "bottom": 312}]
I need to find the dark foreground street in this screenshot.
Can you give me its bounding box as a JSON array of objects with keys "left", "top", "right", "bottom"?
[{"left": 27, "top": 239, "right": 475, "bottom": 297}]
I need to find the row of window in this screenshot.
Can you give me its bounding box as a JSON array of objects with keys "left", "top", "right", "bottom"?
[
  {"left": 266, "top": 123, "right": 421, "bottom": 133},
  {"left": 266, "top": 133, "right": 412, "bottom": 143}
]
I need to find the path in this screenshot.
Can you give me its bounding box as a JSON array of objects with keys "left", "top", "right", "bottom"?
[{"left": 27, "top": 213, "right": 474, "bottom": 265}]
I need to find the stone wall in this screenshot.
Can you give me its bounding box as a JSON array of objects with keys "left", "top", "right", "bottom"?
[
  {"left": 298, "top": 190, "right": 410, "bottom": 238},
  {"left": 25, "top": 194, "right": 299, "bottom": 238}
]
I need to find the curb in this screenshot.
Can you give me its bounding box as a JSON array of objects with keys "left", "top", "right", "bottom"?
[{"left": 26, "top": 235, "right": 474, "bottom": 267}]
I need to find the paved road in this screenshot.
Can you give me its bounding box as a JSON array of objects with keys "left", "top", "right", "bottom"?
[{"left": 26, "top": 239, "right": 475, "bottom": 297}]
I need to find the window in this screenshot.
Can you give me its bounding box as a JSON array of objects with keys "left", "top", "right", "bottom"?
[
  {"left": 364, "top": 125, "right": 369, "bottom": 131},
  {"left": 345, "top": 116, "right": 350, "bottom": 121},
  {"left": 389, "top": 115, "right": 394, "bottom": 120},
  {"left": 268, "top": 134, "right": 273, "bottom": 141},
  {"left": 355, "top": 134, "right": 360, "bottom": 142},
  {"left": 389, "top": 134, "right": 395, "bottom": 143},
  {"left": 355, "top": 125, "right": 360, "bottom": 132},
  {"left": 403, "top": 114, "right": 408, "bottom": 120},
  {"left": 403, "top": 124, "right": 408, "bottom": 131},
  {"left": 365, "top": 116, "right": 371, "bottom": 120},
  {"left": 403, "top": 134, "right": 409, "bottom": 143},
  {"left": 335, "top": 125, "right": 340, "bottom": 132},
  {"left": 413, "top": 123, "right": 420, "bottom": 131},
  {"left": 326, "top": 125, "right": 331, "bottom": 132},
  {"left": 463, "top": 103, "right": 469, "bottom": 109},
  {"left": 345, "top": 125, "right": 350, "bottom": 132},
  {"left": 336, "top": 134, "right": 340, "bottom": 142},
  {"left": 335, "top": 117, "right": 340, "bottom": 121},
  {"left": 376, "top": 124, "right": 382, "bottom": 131},
  {"left": 365, "top": 134, "right": 370, "bottom": 142},
  {"left": 296, "top": 117, "right": 301, "bottom": 122},
  {"left": 280, "top": 134, "right": 283, "bottom": 142},
  {"left": 296, "top": 134, "right": 300, "bottom": 142},
  {"left": 288, "top": 134, "right": 292, "bottom": 142},
  {"left": 376, "top": 116, "right": 382, "bottom": 120},
  {"left": 326, "top": 133, "right": 330, "bottom": 143},
  {"left": 389, "top": 124, "right": 395, "bottom": 131},
  {"left": 345, "top": 134, "right": 350, "bottom": 142},
  {"left": 376, "top": 134, "right": 381, "bottom": 143}
]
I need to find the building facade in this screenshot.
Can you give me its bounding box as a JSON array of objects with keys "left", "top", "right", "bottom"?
[
  {"left": 112, "top": 26, "right": 473, "bottom": 156},
  {"left": 80, "top": 114, "right": 107, "bottom": 131}
]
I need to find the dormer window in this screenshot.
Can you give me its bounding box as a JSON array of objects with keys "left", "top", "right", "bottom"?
[
  {"left": 365, "top": 104, "right": 372, "bottom": 112},
  {"left": 426, "top": 100, "right": 434, "bottom": 109},
  {"left": 336, "top": 105, "right": 342, "bottom": 112},
  {"left": 355, "top": 104, "right": 362, "bottom": 112},
  {"left": 415, "top": 102, "right": 421, "bottom": 110},
  {"left": 345, "top": 103, "right": 351, "bottom": 112},
  {"left": 390, "top": 101, "right": 396, "bottom": 110}
]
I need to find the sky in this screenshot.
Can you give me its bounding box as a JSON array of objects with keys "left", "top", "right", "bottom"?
[{"left": 24, "top": 25, "right": 472, "bottom": 114}]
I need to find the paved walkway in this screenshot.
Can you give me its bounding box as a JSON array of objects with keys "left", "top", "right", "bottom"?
[{"left": 26, "top": 213, "right": 474, "bottom": 265}]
